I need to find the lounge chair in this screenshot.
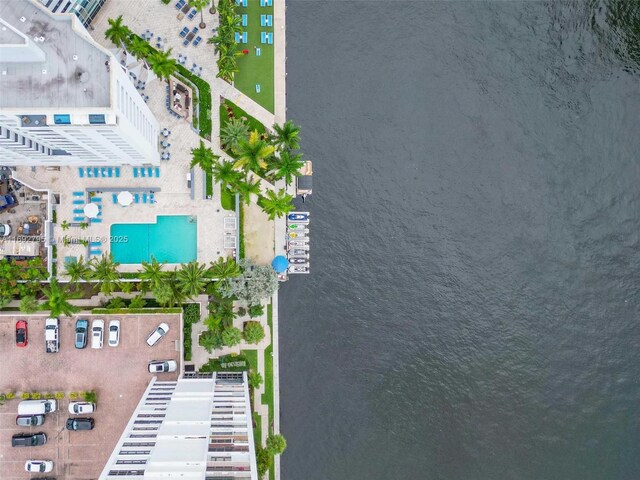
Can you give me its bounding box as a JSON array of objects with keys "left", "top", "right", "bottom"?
[
  {"left": 256, "top": 84, "right": 261, "bottom": 93},
  {"left": 73, "top": 209, "right": 84, "bottom": 214},
  {"left": 142, "top": 193, "right": 148, "bottom": 204},
  {"left": 235, "top": 32, "right": 241, "bottom": 43},
  {"left": 261, "top": 31, "right": 267, "bottom": 43},
  {"left": 73, "top": 191, "right": 84, "bottom": 197},
  {"left": 134, "top": 193, "right": 140, "bottom": 204},
  {"left": 155, "top": 167, "right": 160, "bottom": 177},
  {"left": 92, "top": 218, "right": 102, "bottom": 224},
  {"left": 193, "top": 36, "right": 202, "bottom": 46},
  {"left": 86, "top": 168, "right": 93, "bottom": 178},
  {"left": 147, "top": 167, "right": 153, "bottom": 177},
  {"left": 74, "top": 216, "right": 84, "bottom": 222},
  {"left": 112, "top": 193, "right": 118, "bottom": 203},
  {"left": 90, "top": 241, "right": 102, "bottom": 247},
  {"left": 242, "top": 32, "right": 247, "bottom": 43},
  {"left": 242, "top": 14, "right": 248, "bottom": 26},
  {"left": 115, "top": 167, "right": 121, "bottom": 178},
  {"left": 78, "top": 168, "right": 84, "bottom": 177},
  {"left": 89, "top": 249, "right": 101, "bottom": 256},
  {"left": 141, "top": 168, "right": 146, "bottom": 178},
  {"left": 188, "top": 8, "right": 197, "bottom": 19},
  {"left": 93, "top": 167, "right": 99, "bottom": 177},
  {"left": 180, "top": 26, "right": 189, "bottom": 37},
  {"left": 107, "top": 167, "right": 113, "bottom": 177},
  {"left": 73, "top": 199, "right": 84, "bottom": 205},
  {"left": 150, "top": 192, "right": 156, "bottom": 203},
  {"left": 133, "top": 168, "right": 139, "bottom": 178},
  {"left": 91, "top": 197, "right": 102, "bottom": 203}
]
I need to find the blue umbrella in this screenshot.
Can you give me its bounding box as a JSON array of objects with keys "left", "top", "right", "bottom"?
[{"left": 271, "top": 255, "right": 289, "bottom": 273}]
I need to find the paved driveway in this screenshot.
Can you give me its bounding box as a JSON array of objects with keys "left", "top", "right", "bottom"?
[{"left": 0, "top": 313, "right": 181, "bottom": 480}]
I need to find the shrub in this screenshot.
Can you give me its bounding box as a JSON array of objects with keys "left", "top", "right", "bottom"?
[
  {"left": 129, "top": 295, "right": 147, "bottom": 309},
  {"left": 54, "top": 392, "right": 65, "bottom": 399},
  {"left": 237, "top": 307, "right": 247, "bottom": 317},
  {"left": 69, "top": 392, "right": 79, "bottom": 400},
  {"left": 119, "top": 281, "right": 134, "bottom": 294},
  {"left": 183, "top": 303, "right": 201, "bottom": 324},
  {"left": 6, "top": 392, "right": 15, "bottom": 399},
  {"left": 221, "top": 327, "right": 242, "bottom": 347},
  {"left": 248, "top": 303, "right": 264, "bottom": 318},
  {"left": 266, "top": 433, "right": 287, "bottom": 455},
  {"left": 107, "top": 297, "right": 126, "bottom": 309},
  {"left": 44, "top": 392, "right": 54, "bottom": 399},
  {"left": 256, "top": 446, "right": 273, "bottom": 477},
  {"left": 83, "top": 390, "right": 97, "bottom": 403},
  {"left": 0, "top": 393, "right": 6, "bottom": 402},
  {"left": 21, "top": 392, "right": 31, "bottom": 400},
  {"left": 31, "top": 392, "right": 42, "bottom": 400},
  {"left": 19, "top": 295, "right": 38, "bottom": 313},
  {"left": 243, "top": 321, "right": 265, "bottom": 344},
  {"left": 248, "top": 371, "right": 263, "bottom": 389}
]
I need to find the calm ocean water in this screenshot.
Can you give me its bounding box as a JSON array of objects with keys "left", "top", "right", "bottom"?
[{"left": 280, "top": 1, "right": 640, "bottom": 479}]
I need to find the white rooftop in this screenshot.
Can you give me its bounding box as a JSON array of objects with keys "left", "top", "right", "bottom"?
[{"left": 0, "top": 0, "right": 110, "bottom": 109}]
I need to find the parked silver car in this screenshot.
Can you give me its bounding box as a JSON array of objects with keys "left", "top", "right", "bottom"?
[{"left": 146, "top": 323, "right": 169, "bottom": 347}]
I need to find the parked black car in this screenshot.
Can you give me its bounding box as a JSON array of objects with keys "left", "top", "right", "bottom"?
[
  {"left": 16, "top": 414, "right": 45, "bottom": 427},
  {"left": 11, "top": 432, "right": 47, "bottom": 447},
  {"left": 66, "top": 417, "right": 94, "bottom": 431}
]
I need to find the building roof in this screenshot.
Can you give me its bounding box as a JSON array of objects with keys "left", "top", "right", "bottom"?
[{"left": 0, "top": 0, "right": 110, "bottom": 109}]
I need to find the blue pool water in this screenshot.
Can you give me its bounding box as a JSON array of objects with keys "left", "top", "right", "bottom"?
[{"left": 110, "top": 215, "right": 197, "bottom": 264}]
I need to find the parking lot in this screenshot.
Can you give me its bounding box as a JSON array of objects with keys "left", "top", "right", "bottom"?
[{"left": 0, "top": 313, "right": 181, "bottom": 480}]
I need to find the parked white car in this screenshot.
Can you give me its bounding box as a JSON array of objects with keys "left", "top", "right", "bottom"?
[
  {"left": 0, "top": 223, "right": 11, "bottom": 237},
  {"left": 91, "top": 319, "right": 104, "bottom": 349},
  {"left": 146, "top": 323, "right": 169, "bottom": 347},
  {"left": 25, "top": 460, "right": 53, "bottom": 473},
  {"left": 68, "top": 401, "right": 96, "bottom": 415},
  {"left": 108, "top": 320, "right": 120, "bottom": 347},
  {"left": 148, "top": 360, "right": 177, "bottom": 373}
]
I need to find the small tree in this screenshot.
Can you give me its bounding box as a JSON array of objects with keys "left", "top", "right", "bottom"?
[
  {"left": 243, "top": 321, "right": 265, "bottom": 344},
  {"left": 107, "top": 297, "right": 126, "bottom": 309},
  {"left": 199, "top": 329, "right": 224, "bottom": 353},
  {"left": 19, "top": 295, "right": 38, "bottom": 314},
  {"left": 6, "top": 392, "right": 15, "bottom": 400},
  {"left": 219, "top": 259, "right": 279, "bottom": 305},
  {"left": 69, "top": 392, "right": 79, "bottom": 400},
  {"left": 248, "top": 371, "right": 263, "bottom": 389},
  {"left": 129, "top": 295, "right": 147, "bottom": 309},
  {"left": 83, "top": 390, "right": 97, "bottom": 403},
  {"left": 21, "top": 392, "right": 31, "bottom": 400},
  {"left": 266, "top": 433, "right": 287, "bottom": 455},
  {"left": 248, "top": 303, "right": 264, "bottom": 318},
  {"left": 54, "top": 392, "right": 65, "bottom": 400},
  {"left": 31, "top": 392, "right": 41, "bottom": 400},
  {"left": 45, "top": 392, "right": 54, "bottom": 399},
  {"left": 221, "top": 327, "right": 242, "bottom": 347}
]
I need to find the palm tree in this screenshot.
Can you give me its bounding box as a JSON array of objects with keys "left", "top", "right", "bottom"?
[
  {"left": 233, "top": 131, "right": 275, "bottom": 172},
  {"left": 147, "top": 48, "right": 178, "bottom": 80},
  {"left": 236, "top": 177, "right": 262, "bottom": 205},
  {"left": 189, "top": 0, "right": 209, "bottom": 28},
  {"left": 40, "top": 279, "right": 80, "bottom": 317},
  {"left": 104, "top": 15, "right": 131, "bottom": 47},
  {"left": 216, "top": 54, "right": 239, "bottom": 82},
  {"left": 271, "top": 120, "right": 301, "bottom": 151},
  {"left": 259, "top": 189, "right": 294, "bottom": 220},
  {"left": 209, "top": 256, "right": 241, "bottom": 279},
  {"left": 269, "top": 150, "right": 305, "bottom": 184},
  {"left": 212, "top": 160, "right": 242, "bottom": 191},
  {"left": 221, "top": 118, "right": 249, "bottom": 151},
  {"left": 139, "top": 256, "right": 167, "bottom": 288},
  {"left": 190, "top": 140, "right": 219, "bottom": 172},
  {"left": 176, "top": 261, "right": 208, "bottom": 298},
  {"left": 128, "top": 36, "right": 150, "bottom": 59},
  {"left": 90, "top": 254, "right": 120, "bottom": 295},
  {"left": 64, "top": 256, "right": 92, "bottom": 283},
  {"left": 60, "top": 220, "right": 70, "bottom": 231}
]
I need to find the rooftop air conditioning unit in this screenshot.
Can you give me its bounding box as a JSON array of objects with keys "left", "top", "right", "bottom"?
[{"left": 31, "top": 195, "right": 41, "bottom": 201}]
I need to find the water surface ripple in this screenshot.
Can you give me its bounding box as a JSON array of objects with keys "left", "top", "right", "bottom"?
[{"left": 281, "top": 2, "right": 640, "bottom": 479}]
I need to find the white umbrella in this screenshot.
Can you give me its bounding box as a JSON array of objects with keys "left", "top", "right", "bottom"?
[
  {"left": 128, "top": 62, "right": 143, "bottom": 80},
  {"left": 83, "top": 203, "right": 99, "bottom": 218},
  {"left": 125, "top": 51, "right": 138, "bottom": 67},
  {"left": 118, "top": 191, "right": 134, "bottom": 206},
  {"left": 140, "top": 67, "right": 157, "bottom": 84}
]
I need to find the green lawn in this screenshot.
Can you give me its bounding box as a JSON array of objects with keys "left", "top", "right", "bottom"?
[
  {"left": 233, "top": 0, "right": 275, "bottom": 113},
  {"left": 220, "top": 187, "right": 235, "bottom": 211}
]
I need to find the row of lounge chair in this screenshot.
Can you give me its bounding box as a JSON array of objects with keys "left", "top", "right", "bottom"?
[
  {"left": 260, "top": 14, "right": 273, "bottom": 26},
  {"left": 261, "top": 32, "right": 273, "bottom": 44},
  {"left": 79, "top": 167, "right": 121, "bottom": 178},
  {"left": 235, "top": 32, "right": 248, "bottom": 44},
  {"left": 259, "top": 0, "right": 273, "bottom": 6},
  {"left": 133, "top": 167, "right": 161, "bottom": 178}
]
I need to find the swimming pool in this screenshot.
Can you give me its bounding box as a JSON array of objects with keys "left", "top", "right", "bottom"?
[{"left": 110, "top": 215, "right": 197, "bottom": 264}]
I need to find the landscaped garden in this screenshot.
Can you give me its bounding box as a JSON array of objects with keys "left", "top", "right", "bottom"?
[{"left": 233, "top": 0, "right": 275, "bottom": 112}]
